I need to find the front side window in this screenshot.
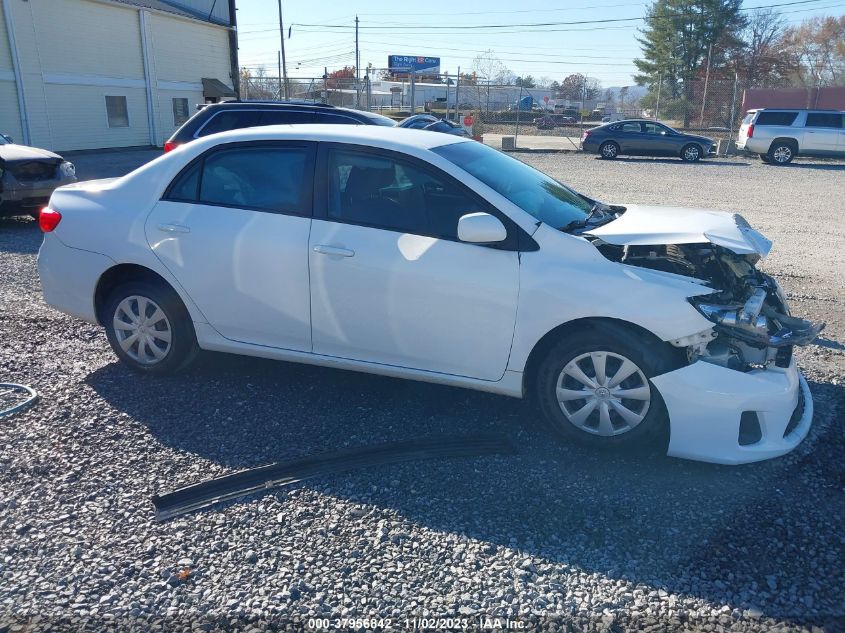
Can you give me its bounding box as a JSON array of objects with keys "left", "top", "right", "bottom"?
[
  {"left": 165, "top": 145, "right": 310, "bottom": 214},
  {"left": 644, "top": 122, "right": 670, "bottom": 135},
  {"left": 172, "top": 98, "right": 190, "bottom": 126},
  {"left": 805, "top": 112, "right": 843, "bottom": 129},
  {"left": 327, "top": 149, "right": 480, "bottom": 238},
  {"left": 432, "top": 141, "right": 592, "bottom": 229},
  {"left": 105, "top": 96, "right": 129, "bottom": 128}
]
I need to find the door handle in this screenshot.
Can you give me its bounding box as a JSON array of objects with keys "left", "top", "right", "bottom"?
[
  {"left": 157, "top": 223, "right": 191, "bottom": 233},
  {"left": 313, "top": 244, "right": 355, "bottom": 257}
]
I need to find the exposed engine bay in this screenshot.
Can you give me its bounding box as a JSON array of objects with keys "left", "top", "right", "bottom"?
[{"left": 593, "top": 240, "right": 825, "bottom": 372}]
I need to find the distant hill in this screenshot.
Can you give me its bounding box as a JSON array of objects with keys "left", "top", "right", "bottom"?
[{"left": 604, "top": 85, "right": 648, "bottom": 100}]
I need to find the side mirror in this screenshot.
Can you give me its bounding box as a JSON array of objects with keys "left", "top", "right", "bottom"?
[{"left": 458, "top": 212, "right": 507, "bottom": 244}]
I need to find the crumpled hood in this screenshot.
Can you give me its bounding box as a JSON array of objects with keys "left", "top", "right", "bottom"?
[
  {"left": 585, "top": 204, "right": 772, "bottom": 256},
  {"left": 0, "top": 143, "right": 64, "bottom": 165}
]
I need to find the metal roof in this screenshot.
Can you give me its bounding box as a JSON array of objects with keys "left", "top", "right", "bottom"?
[{"left": 108, "top": 0, "right": 231, "bottom": 25}]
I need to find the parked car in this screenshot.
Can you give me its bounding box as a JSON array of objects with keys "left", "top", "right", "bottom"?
[
  {"left": 37, "top": 125, "right": 819, "bottom": 465},
  {"left": 0, "top": 135, "right": 76, "bottom": 218},
  {"left": 164, "top": 100, "right": 396, "bottom": 152},
  {"left": 398, "top": 114, "right": 470, "bottom": 137},
  {"left": 534, "top": 114, "right": 577, "bottom": 130},
  {"left": 736, "top": 108, "right": 845, "bottom": 164},
  {"left": 581, "top": 120, "right": 716, "bottom": 162}
]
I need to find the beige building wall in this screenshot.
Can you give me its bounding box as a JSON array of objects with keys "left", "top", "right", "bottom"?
[
  {"left": 0, "top": 1, "right": 24, "bottom": 144},
  {"left": 2, "top": 0, "right": 233, "bottom": 151}
]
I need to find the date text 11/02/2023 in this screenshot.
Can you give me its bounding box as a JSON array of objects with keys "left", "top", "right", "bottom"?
[{"left": 307, "top": 617, "right": 526, "bottom": 629}]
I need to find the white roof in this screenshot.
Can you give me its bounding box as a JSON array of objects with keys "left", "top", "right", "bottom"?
[{"left": 192, "top": 123, "right": 470, "bottom": 152}]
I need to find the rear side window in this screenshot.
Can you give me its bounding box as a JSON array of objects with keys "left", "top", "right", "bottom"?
[
  {"left": 165, "top": 145, "right": 312, "bottom": 215},
  {"left": 317, "top": 113, "right": 360, "bottom": 125},
  {"left": 260, "top": 110, "right": 316, "bottom": 125},
  {"left": 620, "top": 122, "right": 642, "bottom": 133},
  {"left": 755, "top": 111, "right": 798, "bottom": 126},
  {"left": 198, "top": 110, "right": 262, "bottom": 136},
  {"left": 805, "top": 112, "right": 843, "bottom": 129}
]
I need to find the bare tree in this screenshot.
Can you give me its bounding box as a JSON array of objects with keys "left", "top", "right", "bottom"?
[
  {"left": 735, "top": 8, "right": 795, "bottom": 86},
  {"left": 782, "top": 15, "right": 845, "bottom": 87}
]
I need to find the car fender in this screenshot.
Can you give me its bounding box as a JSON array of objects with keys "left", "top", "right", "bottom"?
[{"left": 508, "top": 223, "right": 715, "bottom": 372}]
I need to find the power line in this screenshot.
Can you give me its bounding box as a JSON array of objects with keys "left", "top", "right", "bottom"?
[{"left": 278, "top": 0, "right": 834, "bottom": 32}]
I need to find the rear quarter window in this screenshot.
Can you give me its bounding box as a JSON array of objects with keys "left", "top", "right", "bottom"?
[
  {"left": 755, "top": 111, "right": 798, "bottom": 126},
  {"left": 198, "top": 110, "right": 262, "bottom": 136}
]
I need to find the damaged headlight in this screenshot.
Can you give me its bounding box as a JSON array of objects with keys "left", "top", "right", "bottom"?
[
  {"left": 690, "top": 286, "right": 824, "bottom": 349},
  {"left": 694, "top": 287, "right": 769, "bottom": 334}
]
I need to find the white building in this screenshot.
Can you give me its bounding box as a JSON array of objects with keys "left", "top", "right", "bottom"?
[{"left": 1, "top": 0, "right": 238, "bottom": 151}]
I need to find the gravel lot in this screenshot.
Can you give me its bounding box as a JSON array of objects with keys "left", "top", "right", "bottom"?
[{"left": 1, "top": 151, "right": 844, "bottom": 631}]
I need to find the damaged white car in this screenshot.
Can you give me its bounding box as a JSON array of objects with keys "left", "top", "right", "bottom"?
[{"left": 36, "top": 126, "right": 821, "bottom": 465}]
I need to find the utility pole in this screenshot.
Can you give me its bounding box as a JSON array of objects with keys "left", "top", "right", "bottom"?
[
  {"left": 700, "top": 42, "right": 712, "bottom": 127},
  {"left": 655, "top": 72, "right": 662, "bottom": 119},
  {"left": 278, "top": 51, "right": 282, "bottom": 100},
  {"left": 277, "top": 0, "right": 289, "bottom": 99},
  {"left": 355, "top": 16, "right": 360, "bottom": 108}
]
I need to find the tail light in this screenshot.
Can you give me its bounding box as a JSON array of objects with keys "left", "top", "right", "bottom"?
[
  {"left": 746, "top": 124, "right": 754, "bottom": 138},
  {"left": 39, "top": 207, "right": 62, "bottom": 232},
  {"left": 581, "top": 130, "right": 590, "bottom": 141},
  {"left": 164, "top": 141, "right": 179, "bottom": 153}
]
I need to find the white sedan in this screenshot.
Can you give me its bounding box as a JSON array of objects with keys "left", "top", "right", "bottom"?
[{"left": 37, "top": 125, "right": 821, "bottom": 465}]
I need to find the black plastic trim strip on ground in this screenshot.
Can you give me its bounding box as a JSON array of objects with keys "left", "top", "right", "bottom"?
[{"left": 151, "top": 435, "right": 515, "bottom": 521}]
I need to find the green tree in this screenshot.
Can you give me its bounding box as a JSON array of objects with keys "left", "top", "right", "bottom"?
[
  {"left": 515, "top": 75, "right": 536, "bottom": 88},
  {"left": 634, "top": 0, "right": 746, "bottom": 124}
]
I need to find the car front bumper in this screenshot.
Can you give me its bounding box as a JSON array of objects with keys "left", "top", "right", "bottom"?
[{"left": 652, "top": 359, "right": 811, "bottom": 465}]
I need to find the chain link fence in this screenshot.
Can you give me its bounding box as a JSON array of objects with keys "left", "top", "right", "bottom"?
[{"left": 239, "top": 71, "right": 776, "bottom": 155}]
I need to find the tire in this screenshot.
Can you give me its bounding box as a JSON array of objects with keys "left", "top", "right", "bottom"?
[
  {"left": 534, "top": 324, "right": 679, "bottom": 450},
  {"left": 680, "top": 143, "right": 702, "bottom": 162},
  {"left": 767, "top": 141, "right": 796, "bottom": 165},
  {"left": 599, "top": 141, "right": 620, "bottom": 159},
  {"left": 759, "top": 153, "right": 771, "bottom": 163},
  {"left": 103, "top": 280, "right": 198, "bottom": 374}
]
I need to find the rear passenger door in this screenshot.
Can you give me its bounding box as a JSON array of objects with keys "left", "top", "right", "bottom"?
[
  {"left": 145, "top": 141, "right": 316, "bottom": 351},
  {"left": 803, "top": 112, "right": 843, "bottom": 154}
]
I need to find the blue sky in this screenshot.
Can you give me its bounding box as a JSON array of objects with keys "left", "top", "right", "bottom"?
[{"left": 234, "top": 0, "right": 844, "bottom": 87}]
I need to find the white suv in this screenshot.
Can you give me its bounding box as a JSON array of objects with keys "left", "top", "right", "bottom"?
[{"left": 736, "top": 108, "right": 845, "bottom": 164}]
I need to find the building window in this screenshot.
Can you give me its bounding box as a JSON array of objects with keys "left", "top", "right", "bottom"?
[
  {"left": 105, "top": 96, "right": 129, "bottom": 128},
  {"left": 172, "top": 98, "right": 189, "bottom": 126}
]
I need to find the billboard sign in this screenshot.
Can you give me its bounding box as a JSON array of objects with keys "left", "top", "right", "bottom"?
[{"left": 388, "top": 55, "right": 441, "bottom": 74}]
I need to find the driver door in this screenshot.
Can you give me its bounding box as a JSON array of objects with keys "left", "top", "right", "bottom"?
[{"left": 308, "top": 145, "right": 520, "bottom": 381}]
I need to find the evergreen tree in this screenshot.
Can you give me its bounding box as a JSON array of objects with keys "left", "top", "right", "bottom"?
[{"left": 634, "top": 0, "right": 746, "bottom": 123}]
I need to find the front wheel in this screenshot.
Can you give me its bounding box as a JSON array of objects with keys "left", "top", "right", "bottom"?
[
  {"left": 535, "top": 325, "right": 678, "bottom": 449},
  {"left": 680, "top": 143, "right": 702, "bottom": 162},
  {"left": 104, "top": 281, "right": 198, "bottom": 374},
  {"left": 599, "top": 141, "right": 620, "bottom": 159}
]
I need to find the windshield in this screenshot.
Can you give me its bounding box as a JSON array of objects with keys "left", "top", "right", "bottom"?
[{"left": 432, "top": 141, "right": 593, "bottom": 227}]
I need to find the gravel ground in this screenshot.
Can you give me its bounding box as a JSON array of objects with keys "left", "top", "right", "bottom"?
[{"left": 1, "top": 152, "right": 844, "bottom": 631}]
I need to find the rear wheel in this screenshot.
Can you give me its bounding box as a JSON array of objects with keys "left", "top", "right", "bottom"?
[
  {"left": 535, "top": 325, "right": 677, "bottom": 449},
  {"left": 768, "top": 141, "right": 796, "bottom": 165},
  {"left": 599, "top": 141, "right": 620, "bottom": 159},
  {"left": 104, "top": 281, "right": 198, "bottom": 374},
  {"left": 680, "top": 143, "right": 702, "bottom": 162}
]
